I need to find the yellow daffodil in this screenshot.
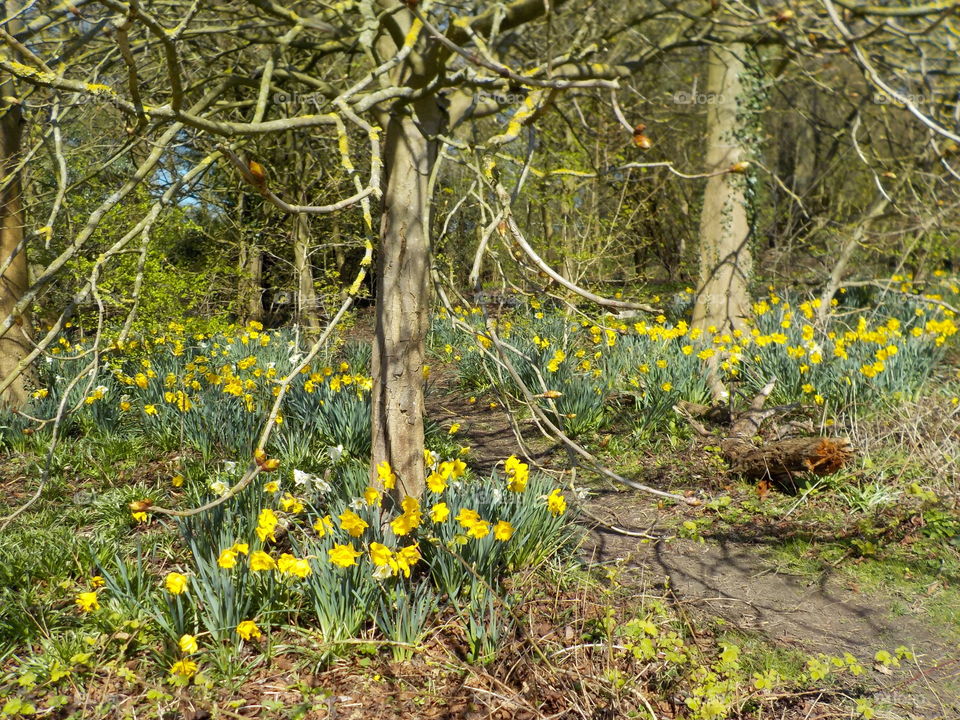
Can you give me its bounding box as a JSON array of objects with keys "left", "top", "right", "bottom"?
[
  {"left": 277, "top": 553, "right": 312, "bottom": 578},
  {"left": 369, "top": 542, "right": 393, "bottom": 568},
  {"left": 249, "top": 551, "right": 276, "bottom": 571},
  {"left": 256, "top": 508, "right": 278, "bottom": 542},
  {"left": 328, "top": 543, "right": 362, "bottom": 568},
  {"left": 493, "top": 520, "right": 515, "bottom": 541},
  {"left": 456, "top": 508, "right": 481, "bottom": 530},
  {"left": 391, "top": 511, "right": 419, "bottom": 536},
  {"left": 280, "top": 493, "right": 304, "bottom": 514},
  {"left": 505, "top": 455, "right": 529, "bottom": 492},
  {"left": 164, "top": 572, "right": 188, "bottom": 595},
  {"left": 169, "top": 659, "right": 198, "bottom": 678},
  {"left": 394, "top": 543, "right": 421, "bottom": 577},
  {"left": 179, "top": 634, "right": 199, "bottom": 654},
  {"left": 427, "top": 472, "right": 447, "bottom": 493},
  {"left": 75, "top": 591, "right": 99, "bottom": 612},
  {"left": 338, "top": 509, "right": 369, "bottom": 538},
  {"left": 467, "top": 520, "right": 491, "bottom": 539},
  {"left": 547, "top": 489, "right": 567, "bottom": 516},
  {"left": 314, "top": 515, "right": 334, "bottom": 537},
  {"left": 376, "top": 460, "right": 396, "bottom": 490},
  {"left": 217, "top": 548, "right": 238, "bottom": 569},
  {"left": 430, "top": 502, "right": 450, "bottom": 523},
  {"left": 236, "top": 620, "right": 261, "bottom": 641}
]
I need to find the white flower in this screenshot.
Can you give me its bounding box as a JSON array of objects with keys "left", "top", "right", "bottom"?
[
  {"left": 490, "top": 488, "right": 503, "bottom": 506},
  {"left": 293, "top": 469, "right": 331, "bottom": 494},
  {"left": 371, "top": 563, "right": 393, "bottom": 581},
  {"left": 327, "top": 445, "right": 344, "bottom": 463},
  {"left": 349, "top": 497, "right": 365, "bottom": 510},
  {"left": 222, "top": 461, "right": 238, "bottom": 473},
  {"left": 210, "top": 480, "right": 229, "bottom": 495}
]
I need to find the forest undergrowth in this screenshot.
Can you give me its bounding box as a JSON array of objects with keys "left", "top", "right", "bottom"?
[{"left": 0, "top": 280, "right": 957, "bottom": 720}]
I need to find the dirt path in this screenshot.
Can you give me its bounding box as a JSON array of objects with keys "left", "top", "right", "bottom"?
[
  {"left": 585, "top": 524, "right": 959, "bottom": 718},
  {"left": 426, "top": 370, "right": 959, "bottom": 719},
  {"left": 425, "top": 363, "right": 557, "bottom": 474}
]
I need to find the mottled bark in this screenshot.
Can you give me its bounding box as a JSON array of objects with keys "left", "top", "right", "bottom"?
[
  {"left": 370, "top": 98, "right": 441, "bottom": 499},
  {"left": 678, "top": 383, "right": 853, "bottom": 492},
  {"left": 236, "top": 190, "right": 263, "bottom": 324},
  {"left": 237, "top": 242, "right": 264, "bottom": 324},
  {"left": 293, "top": 213, "right": 319, "bottom": 330},
  {"left": 0, "top": 0, "right": 30, "bottom": 409},
  {"left": 721, "top": 435, "right": 853, "bottom": 489},
  {"left": 692, "top": 43, "right": 752, "bottom": 335}
]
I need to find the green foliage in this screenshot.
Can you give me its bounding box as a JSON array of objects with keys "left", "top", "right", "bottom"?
[{"left": 435, "top": 282, "right": 958, "bottom": 442}]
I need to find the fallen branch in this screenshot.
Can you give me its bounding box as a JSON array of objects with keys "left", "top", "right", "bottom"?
[{"left": 487, "top": 323, "right": 699, "bottom": 506}]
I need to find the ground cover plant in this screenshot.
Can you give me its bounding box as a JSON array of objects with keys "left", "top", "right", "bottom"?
[{"left": 0, "top": 277, "right": 956, "bottom": 719}]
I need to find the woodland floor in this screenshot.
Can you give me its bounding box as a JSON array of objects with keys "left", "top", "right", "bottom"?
[
  {"left": 2, "top": 341, "right": 957, "bottom": 719},
  {"left": 425, "top": 361, "right": 960, "bottom": 720}
]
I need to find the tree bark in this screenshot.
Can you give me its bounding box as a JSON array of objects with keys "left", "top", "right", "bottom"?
[
  {"left": 720, "top": 435, "right": 853, "bottom": 489},
  {"left": 237, "top": 242, "right": 264, "bottom": 324},
  {"left": 370, "top": 98, "right": 441, "bottom": 499},
  {"left": 0, "top": 0, "right": 31, "bottom": 410},
  {"left": 293, "top": 212, "right": 319, "bottom": 331},
  {"left": 692, "top": 43, "right": 753, "bottom": 335},
  {"left": 235, "top": 188, "right": 263, "bottom": 324},
  {"left": 331, "top": 215, "right": 345, "bottom": 279}
]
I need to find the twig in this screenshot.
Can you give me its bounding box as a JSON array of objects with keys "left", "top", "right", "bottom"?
[{"left": 148, "top": 296, "right": 353, "bottom": 517}]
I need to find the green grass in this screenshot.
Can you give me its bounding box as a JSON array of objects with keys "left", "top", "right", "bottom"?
[{"left": 713, "top": 625, "right": 809, "bottom": 680}]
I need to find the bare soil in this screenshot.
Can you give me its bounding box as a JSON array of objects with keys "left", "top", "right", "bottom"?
[{"left": 426, "top": 369, "right": 960, "bottom": 719}]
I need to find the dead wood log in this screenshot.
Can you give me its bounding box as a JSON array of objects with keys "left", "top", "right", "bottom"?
[
  {"left": 675, "top": 399, "right": 731, "bottom": 424},
  {"left": 675, "top": 378, "right": 854, "bottom": 490},
  {"left": 719, "top": 435, "right": 853, "bottom": 486}
]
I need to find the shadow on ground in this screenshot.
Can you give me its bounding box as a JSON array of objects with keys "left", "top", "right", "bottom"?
[{"left": 584, "top": 517, "right": 960, "bottom": 719}]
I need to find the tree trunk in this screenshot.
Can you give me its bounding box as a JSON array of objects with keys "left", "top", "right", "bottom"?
[
  {"left": 235, "top": 190, "right": 263, "bottom": 323},
  {"left": 0, "top": 0, "right": 31, "bottom": 410},
  {"left": 237, "top": 242, "right": 263, "bottom": 324},
  {"left": 720, "top": 435, "right": 853, "bottom": 490},
  {"left": 692, "top": 43, "right": 753, "bottom": 335},
  {"left": 370, "top": 98, "right": 441, "bottom": 499},
  {"left": 293, "top": 212, "right": 319, "bottom": 331},
  {"left": 331, "top": 215, "right": 345, "bottom": 279}
]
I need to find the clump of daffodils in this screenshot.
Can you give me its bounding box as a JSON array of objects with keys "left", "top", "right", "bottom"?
[{"left": 87, "top": 449, "right": 573, "bottom": 673}]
